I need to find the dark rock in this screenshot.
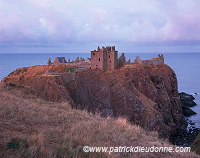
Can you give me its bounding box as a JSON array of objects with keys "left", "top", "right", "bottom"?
[
  {"left": 189, "top": 121, "right": 195, "bottom": 125},
  {"left": 179, "top": 92, "right": 197, "bottom": 108},
  {"left": 187, "top": 128, "right": 200, "bottom": 146},
  {"left": 179, "top": 92, "right": 195, "bottom": 101},
  {"left": 181, "top": 105, "right": 197, "bottom": 116},
  {"left": 191, "top": 132, "right": 200, "bottom": 155},
  {"left": 181, "top": 100, "right": 197, "bottom": 107},
  {"left": 172, "top": 127, "right": 200, "bottom": 147}
]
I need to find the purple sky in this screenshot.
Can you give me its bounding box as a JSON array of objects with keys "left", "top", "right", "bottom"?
[{"left": 0, "top": 0, "right": 200, "bottom": 53}]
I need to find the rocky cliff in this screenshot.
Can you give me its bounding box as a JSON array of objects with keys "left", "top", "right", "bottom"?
[
  {"left": 1, "top": 65, "right": 75, "bottom": 103},
  {"left": 68, "top": 64, "right": 187, "bottom": 142},
  {"left": 1, "top": 63, "right": 187, "bottom": 143}
]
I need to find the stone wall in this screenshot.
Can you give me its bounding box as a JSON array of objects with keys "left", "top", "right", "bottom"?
[
  {"left": 118, "top": 53, "right": 126, "bottom": 67},
  {"left": 134, "top": 54, "right": 164, "bottom": 66},
  {"left": 53, "top": 57, "right": 67, "bottom": 65},
  {"left": 91, "top": 48, "right": 106, "bottom": 70}
]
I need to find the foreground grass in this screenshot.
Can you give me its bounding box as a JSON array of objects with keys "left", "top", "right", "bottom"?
[{"left": 0, "top": 85, "right": 199, "bottom": 158}]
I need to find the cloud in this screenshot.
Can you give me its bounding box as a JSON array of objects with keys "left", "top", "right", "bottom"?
[{"left": 0, "top": 0, "right": 200, "bottom": 46}]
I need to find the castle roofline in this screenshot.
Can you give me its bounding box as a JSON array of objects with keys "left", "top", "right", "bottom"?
[{"left": 91, "top": 46, "right": 116, "bottom": 52}]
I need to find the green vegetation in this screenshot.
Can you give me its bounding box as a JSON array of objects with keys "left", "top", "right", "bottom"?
[{"left": 67, "top": 67, "right": 75, "bottom": 73}]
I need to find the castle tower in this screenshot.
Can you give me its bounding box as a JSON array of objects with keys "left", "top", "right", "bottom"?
[
  {"left": 106, "top": 46, "right": 118, "bottom": 70},
  {"left": 158, "top": 54, "right": 164, "bottom": 64},
  {"left": 91, "top": 46, "right": 118, "bottom": 70},
  {"left": 47, "top": 58, "right": 52, "bottom": 65}
]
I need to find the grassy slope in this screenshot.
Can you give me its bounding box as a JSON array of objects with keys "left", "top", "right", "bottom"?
[{"left": 0, "top": 85, "right": 199, "bottom": 158}]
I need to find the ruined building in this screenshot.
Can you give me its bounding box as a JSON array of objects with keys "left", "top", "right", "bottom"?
[
  {"left": 47, "top": 58, "right": 52, "bottom": 66},
  {"left": 118, "top": 53, "right": 126, "bottom": 67},
  {"left": 53, "top": 57, "right": 67, "bottom": 64},
  {"left": 49, "top": 46, "right": 164, "bottom": 70},
  {"left": 91, "top": 46, "right": 118, "bottom": 70},
  {"left": 134, "top": 54, "right": 164, "bottom": 66},
  {"left": 50, "top": 46, "right": 126, "bottom": 70}
]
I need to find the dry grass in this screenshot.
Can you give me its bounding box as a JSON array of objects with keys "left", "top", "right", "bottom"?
[{"left": 0, "top": 85, "right": 199, "bottom": 158}]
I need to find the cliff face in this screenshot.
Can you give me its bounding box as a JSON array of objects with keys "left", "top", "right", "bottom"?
[
  {"left": 68, "top": 64, "right": 187, "bottom": 139},
  {"left": 1, "top": 64, "right": 187, "bottom": 140}
]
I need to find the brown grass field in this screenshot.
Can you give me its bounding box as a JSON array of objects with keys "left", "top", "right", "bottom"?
[{"left": 0, "top": 85, "right": 199, "bottom": 158}]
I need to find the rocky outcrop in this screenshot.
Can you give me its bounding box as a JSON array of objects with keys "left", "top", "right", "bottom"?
[
  {"left": 68, "top": 64, "right": 187, "bottom": 141},
  {"left": 179, "top": 92, "right": 195, "bottom": 101},
  {"left": 179, "top": 92, "right": 197, "bottom": 116},
  {"left": 182, "top": 106, "right": 197, "bottom": 116},
  {"left": 179, "top": 92, "right": 197, "bottom": 107},
  {"left": 1, "top": 63, "right": 187, "bottom": 143},
  {"left": 1, "top": 65, "right": 75, "bottom": 103}
]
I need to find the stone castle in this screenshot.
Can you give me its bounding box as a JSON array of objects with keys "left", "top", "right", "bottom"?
[
  {"left": 91, "top": 46, "right": 118, "bottom": 70},
  {"left": 48, "top": 46, "right": 165, "bottom": 70}
]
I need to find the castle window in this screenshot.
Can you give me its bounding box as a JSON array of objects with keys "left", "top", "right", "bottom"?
[
  {"left": 110, "top": 61, "right": 111, "bottom": 63},
  {"left": 109, "top": 55, "right": 110, "bottom": 58},
  {"left": 99, "top": 58, "right": 101, "bottom": 61},
  {"left": 93, "top": 53, "right": 95, "bottom": 55}
]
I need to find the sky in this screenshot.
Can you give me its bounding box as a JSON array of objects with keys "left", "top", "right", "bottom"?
[{"left": 0, "top": 0, "right": 200, "bottom": 53}]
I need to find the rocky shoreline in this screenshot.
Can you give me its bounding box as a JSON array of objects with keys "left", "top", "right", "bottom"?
[{"left": 178, "top": 92, "right": 200, "bottom": 146}]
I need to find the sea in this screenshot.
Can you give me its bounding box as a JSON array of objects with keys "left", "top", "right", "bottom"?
[{"left": 0, "top": 53, "right": 200, "bottom": 128}]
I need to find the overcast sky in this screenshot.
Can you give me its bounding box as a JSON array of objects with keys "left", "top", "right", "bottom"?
[{"left": 0, "top": 0, "right": 200, "bottom": 53}]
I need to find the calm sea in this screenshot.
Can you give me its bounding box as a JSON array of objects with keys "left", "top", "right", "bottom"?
[{"left": 0, "top": 53, "right": 200, "bottom": 127}]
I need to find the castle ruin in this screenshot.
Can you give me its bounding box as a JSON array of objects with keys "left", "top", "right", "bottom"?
[
  {"left": 48, "top": 46, "right": 165, "bottom": 70},
  {"left": 53, "top": 57, "right": 67, "bottom": 64},
  {"left": 91, "top": 46, "right": 118, "bottom": 70},
  {"left": 134, "top": 54, "right": 164, "bottom": 66}
]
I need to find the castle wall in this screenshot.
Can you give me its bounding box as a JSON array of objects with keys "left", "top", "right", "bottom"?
[
  {"left": 53, "top": 58, "right": 61, "bottom": 65},
  {"left": 134, "top": 54, "right": 164, "bottom": 66},
  {"left": 91, "top": 50, "right": 106, "bottom": 70},
  {"left": 118, "top": 53, "right": 126, "bottom": 67},
  {"left": 53, "top": 57, "right": 67, "bottom": 65},
  {"left": 134, "top": 56, "right": 142, "bottom": 65},
  {"left": 106, "top": 50, "right": 118, "bottom": 70}
]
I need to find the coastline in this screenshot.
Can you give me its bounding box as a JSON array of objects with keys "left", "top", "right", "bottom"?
[{"left": 0, "top": 54, "right": 198, "bottom": 146}]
